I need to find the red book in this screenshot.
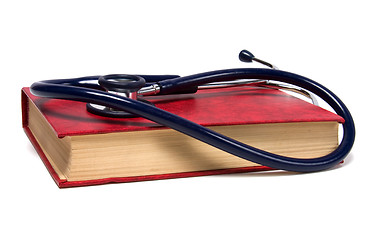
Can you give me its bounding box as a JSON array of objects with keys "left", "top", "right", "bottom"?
[{"left": 22, "top": 86, "right": 344, "bottom": 188}]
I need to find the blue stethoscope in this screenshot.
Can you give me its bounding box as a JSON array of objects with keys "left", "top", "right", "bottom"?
[{"left": 30, "top": 50, "right": 355, "bottom": 172}]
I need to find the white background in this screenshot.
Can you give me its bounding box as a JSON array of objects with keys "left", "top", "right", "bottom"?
[{"left": 1, "top": 1, "right": 376, "bottom": 239}]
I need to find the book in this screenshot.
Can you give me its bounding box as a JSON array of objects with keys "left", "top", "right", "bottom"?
[{"left": 22, "top": 85, "right": 344, "bottom": 188}]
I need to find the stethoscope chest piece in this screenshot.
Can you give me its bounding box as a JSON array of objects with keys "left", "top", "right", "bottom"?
[{"left": 86, "top": 74, "right": 154, "bottom": 118}]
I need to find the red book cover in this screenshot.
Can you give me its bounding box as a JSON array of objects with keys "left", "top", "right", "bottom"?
[{"left": 22, "top": 86, "right": 344, "bottom": 187}]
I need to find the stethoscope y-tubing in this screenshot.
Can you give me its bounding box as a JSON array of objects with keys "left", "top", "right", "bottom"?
[{"left": 30, "top": 68, "right": 355, "bottom": 172}]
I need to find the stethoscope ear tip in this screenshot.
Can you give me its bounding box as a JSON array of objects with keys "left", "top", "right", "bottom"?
[{"left": 239, "top": 49, "right": 255, "bottom": 62}]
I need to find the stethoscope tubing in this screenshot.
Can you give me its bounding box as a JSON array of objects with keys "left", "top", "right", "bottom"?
[{"left": 30, "top": 68, "right": 355, "bottom": 172}]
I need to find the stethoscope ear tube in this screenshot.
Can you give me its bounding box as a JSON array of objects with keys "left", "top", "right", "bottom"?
[
  {"left": 157, "top": 68, "right": 355, "bottom": 171},
  {"left": 30, "top": 68, "right": 355, "bottom": 172}
]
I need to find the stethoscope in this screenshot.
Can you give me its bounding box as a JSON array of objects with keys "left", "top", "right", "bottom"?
[{"left": 30, "top": 50, "right": 355, "bottom": 173}]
